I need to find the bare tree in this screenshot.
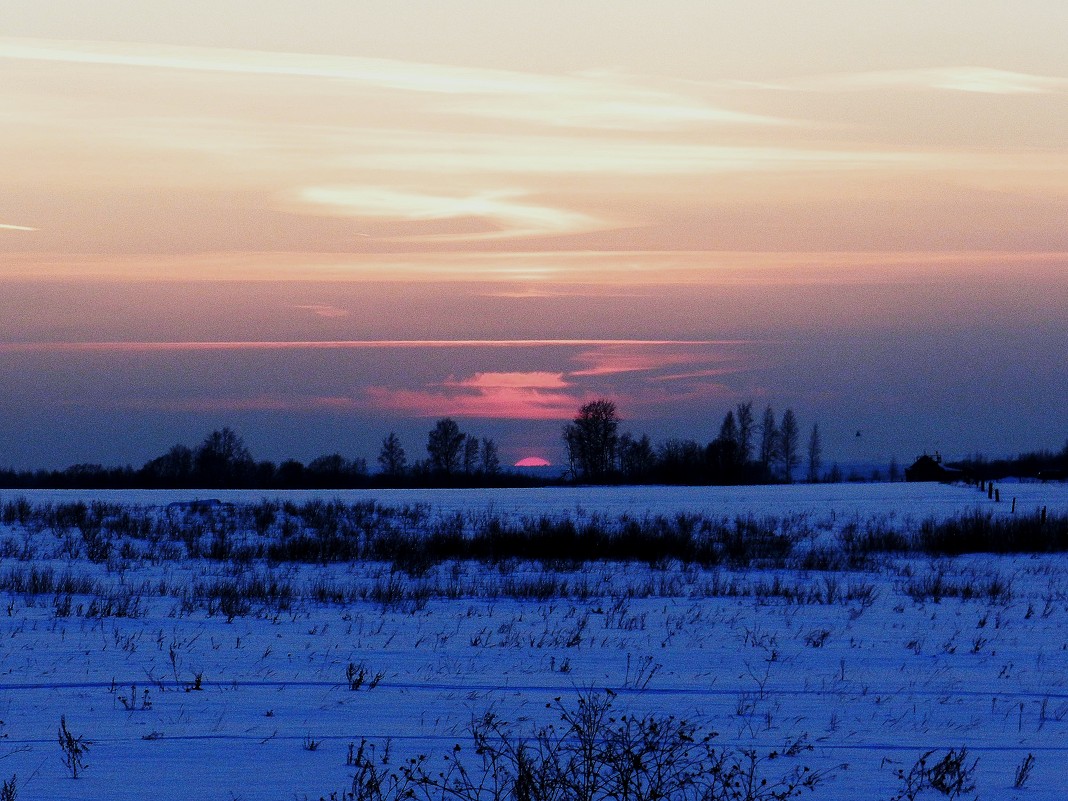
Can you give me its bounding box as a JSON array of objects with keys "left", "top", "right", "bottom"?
[
  {"left": 194, "top": 428, "right": 254, "bottom": 486},
  {"left": 657, "top": 438, "right": 705, "bottom": 483},
  {"left": 619, "top": 433, "right": 655, "bottom": 480},
  {"left": 479, "top": 438, "right": 500, "bottom": 476},
  {"left": 888, "top": 456, "right": 901, "bottom": 482},
  {"left": 719, "top": 410, "right": 739, "bottom": 450},
  {"left": 759, "top": 406, "right": 779, "bottom": 479},
  {"left": 463, "top": 435, "right": 479, "bottom": 475},
  {"left": 377, "top": 432, "right": 407, "bottom": 477},
  {"left": 563, "top": 399, "right": 620, "bottom": 481},
  {"left": 780, "top": 409, "right": 800, "bottom": 482},
  {"left": 736, "top": 401, "right": 755, "bottom": 466},
  {"left": 715, "top": 410, "right": 743, "bottom": 480},
  {"left": 142, "top": 444, "right": 194, "bottom": 483},
  {"left": 306, "top": 454, "right": 366, "bottom": 482},
  {"left": 807, "top": 422, "right": 822, "bottom": 483},
  {"left": 427, "top": 419, "right": 466, "bottom": 476}
]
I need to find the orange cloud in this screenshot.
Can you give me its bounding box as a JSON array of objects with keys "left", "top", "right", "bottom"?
[{"left": 290, "top": 186, "right": 605, "bottom": 240}]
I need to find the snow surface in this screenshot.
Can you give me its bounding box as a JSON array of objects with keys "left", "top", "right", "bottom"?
[
  {"left": 0, "top": 482, "right": 1065, "bottom": 800},
  {"left": 6, "top": 479, "right": 1067, "bottom": 520}
]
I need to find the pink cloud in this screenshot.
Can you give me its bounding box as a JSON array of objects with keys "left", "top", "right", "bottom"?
[
  {"left": 103, "top": 367, "right": 739, "bottom": 422},
  {"left": 569, "top": 347, "right": 732, "bottom": 377},
  {"left": 366, "top": 383, "right": 580, "bottom": 420},
  {"left": 38, "top": 341, "right": 765, "bottom": 424},
  {"left": 443, "top": 371, "right": 571, "bottom": 390},
  {"left": 365, "top": 365, "right": 738, "bottom": 421}
]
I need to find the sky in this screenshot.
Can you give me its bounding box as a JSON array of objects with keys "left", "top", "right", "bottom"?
[{"left": 1, "top": 1, "right": 1067, "bottom": 471}]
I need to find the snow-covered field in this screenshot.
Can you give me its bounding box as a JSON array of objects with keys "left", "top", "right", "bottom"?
[
  {"left": 8, "top": 479, "right": 1066, "bottom": 521},
  {"left": 0, "top": 482, "right": 1066, "bottom": 800}
]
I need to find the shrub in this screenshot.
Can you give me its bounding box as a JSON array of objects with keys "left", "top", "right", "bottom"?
[
  {"left": 891, "top": 747, "right": 978, "bottom": 801},
  {"left": 1013, "top": 753, "right": 1035, "bottom": 790},
  {"left": 57, "top": 716, "right": 92, "bottom": 779},
  {"left": 346, "top": 661, "right": 384, "bottom": 691},
  {"left": 917, "top": 510, "right": 1068, "bottom": 555},
  {"left": 332, "top": 692, "right": 830, "bottom": 801},
  {"left": 901, "top": 572, "right": 1012, "bottom": 604}
]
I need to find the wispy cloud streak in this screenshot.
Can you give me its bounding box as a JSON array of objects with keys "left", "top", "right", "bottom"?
[
  {"left": 367, "top": 371, "right": 582, "bottom": 419},
  {"left": 365, "top": 385, "right": 580, "bottom": 420},
  {"left": 292, "top": 304, "right": 350, "bottom": 318},
  {"left": 294, "top": 186, "right": 603, "bottom": 239},
  {"left": 335, "top": 130, "right": 926, "bottom": 175},
  {"left": 6, "top": 251, "right": 1065, "bottom": 286},
  {"left": 442, "top": 372, "right": 572, "bottom": 390},
  {"left": 121, "top": 395, "right": 356, "bottom": 413},
  {"left": 766, "top": 66, "right": 1068, "bottom": 95},
  {"left": 0, "top": 37, "right": 785, "bottom": 132},
  {"left": 569, "top": 349, "right": 713, "bottom": 377},
  {"left": 0, "top": 339, "right": 742, "bottom": 354}
]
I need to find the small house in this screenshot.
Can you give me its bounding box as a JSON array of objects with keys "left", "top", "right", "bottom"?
[{"left": 905, "top": 453, "right": 964, "bottom": 483}]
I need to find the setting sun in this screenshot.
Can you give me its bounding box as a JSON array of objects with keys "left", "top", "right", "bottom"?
[{"left": 514, "top": 457, "right": 551, "bottom": 468}]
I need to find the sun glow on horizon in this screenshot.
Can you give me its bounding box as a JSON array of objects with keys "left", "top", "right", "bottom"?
[{"left": 514, "top": 457, "right": 552, "bottom": 468}]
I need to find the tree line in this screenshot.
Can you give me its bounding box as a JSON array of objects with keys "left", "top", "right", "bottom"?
[
  {"left": 563, "top": 398, "right": 824, "bottom": 484},
  {"left": 0, "top": 401, "right": 821, "bottom": 489},
  {"left": 949, "top": 443, "right": 1068, "bottom": 482},
  {"left": 0, "top": 423, "right": 522, "bottom": 490},
  {"left": 5, "top": 400, "right": 1060, "bottom": 489}
]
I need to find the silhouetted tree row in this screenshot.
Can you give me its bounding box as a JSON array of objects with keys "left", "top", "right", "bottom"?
[
  {"left": 949, "top": 441, "right": 1068, "bottom": 482},
  {"left": 376, "top": 418, "right": 504, "bottom": 485},
  {"left": 562, "top": 398, "right": 824, "bottom": 485},
  {"left": 5, "top": 406, "right": 1062, "bottom": 490},
  {"left": 0, "top": 425, "right": 525, "bottom": 490}
]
